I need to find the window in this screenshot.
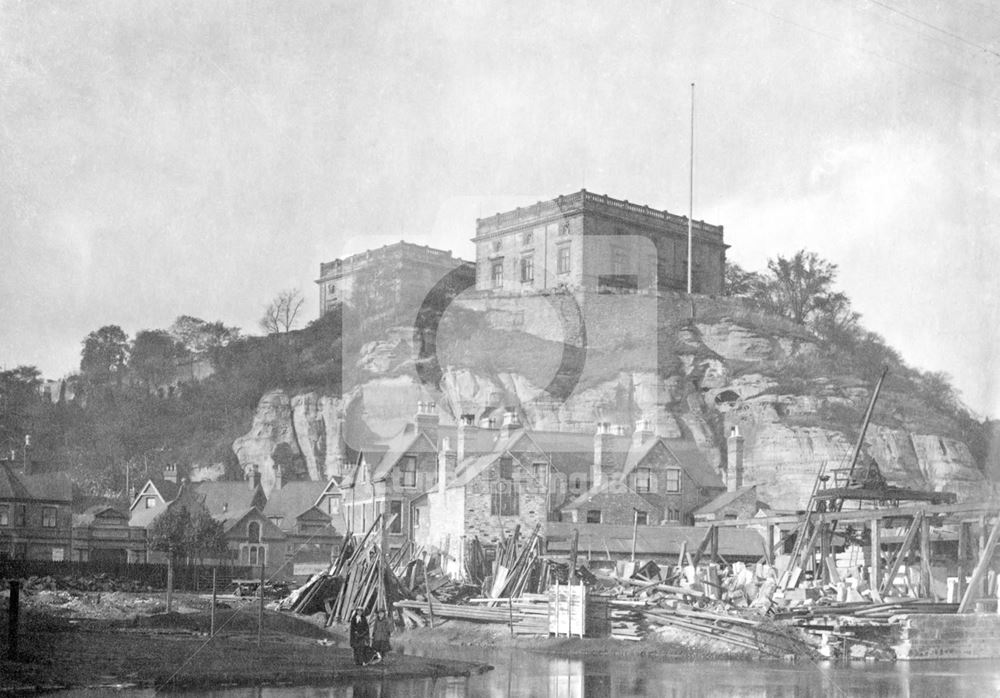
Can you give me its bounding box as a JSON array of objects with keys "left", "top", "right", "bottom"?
[
  {"left": 557, "top": 245, "right": 571, "bottom": 274},
  {"left": 328, "top": 498, "right": 340, "bottom": 515},
  {"left": 389, "top": 501, "right": 403, "bottom": 533},
  {"left": 667, "top": 508, "right": 680, "bottom": 522},
  {"left": 246, "top": 545, "right": 266, "bottom": 567},
  {"left": 635, "top": 511, "right": 648, "bottom": 526},
  {"left": 0, "top": 505, "right": 8, "bottom": 526},
  {"left": 665, "top": 468, "right": 681, "bottom": 493},
  {"left": 522, "top": 230, "right": 533, "bottom": 245},
  {"left": 613, "top": 247, "right": 627, "bottom": 275},
  {"left": 586, "top": 509, "right": 602, "bottom": 524},
  {"left": 492, "top": 240, "right": 502, "bottom": 252},
  {"left": 400, "top": 456, "right": 417, "bottom": 488},
  {"left": 635, "top": 468, "right": 652, "bottom": 494},
  {"left": 14, "top": 505, "right": 26, "bottom": 527},
  {"left": 491, "top": 456, "right": 519, "bottom": 516},
  {"left": 248, "top": 521, "right": 261, "bottom": 544},
  {"left": 520, "top": 255, "right": 534, "bottom": 283},
  {"left": 532, "top": 461, "right": 548, "bottom": 489},
  {"left": 42, "top": 507, "right": 56, "bottom": 528},
  {"left": 559, "top": 222, "right": 570, "bottom": 236},
  {"left": 145, "top": 497, "right": 157, "bottom": 509},
  {"left": 269, "top": 516, "right": 283, "bottom": 528},
  {"left": 412, "top": 507, "right": 421, "bottom": 528},
  {"left": 491, "top": 260, "right": 504, "bottom": 288}
]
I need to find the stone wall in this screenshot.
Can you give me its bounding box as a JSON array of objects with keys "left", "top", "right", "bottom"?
[{"left": 892, "top": 612, "right": 1000, "bottom": 660}]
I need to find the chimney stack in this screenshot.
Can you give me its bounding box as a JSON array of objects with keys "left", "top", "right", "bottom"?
[
  {"left": 163, "top": 463, "right": 178, "bottom": 484},
  {"left": 727, "top": 425, "right": 745, "bottom": 492},
  {"left": 499, "top": 408, "right": 521, "bottom": 439},
  {"left": 633, "top": 418, "right": 654, "bottom": 447},
  {"left": 248, "top": 464, "right": 261, "bottom": 491},
  {"left": 593, "top": 422, "right": 613, "bottom": 488},
  {"left": 415, "top": 401, "right": 440, "bottom": 445},
  {"left": 274, "top": 463, "right": 284, "bottom": 490},
  {"left": 457, "top": 414, "right": 476, "bottom": 462}
]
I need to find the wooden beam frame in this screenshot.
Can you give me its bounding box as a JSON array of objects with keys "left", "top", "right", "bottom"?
[{"left": 958, "top": 515, "right": 1000, "bottom": 613}]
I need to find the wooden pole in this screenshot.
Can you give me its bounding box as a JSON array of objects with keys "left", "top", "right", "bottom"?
[
  {"left": 958, "top": 522, "right": 969, "bottom": 599},
  {"left": 980, "top": 516, "right": 989, "bottom": 597},
  {"left": 920, "top": 515, "right": 932, "bottom": 599},
  {"left": 958, "top": 516, "right": 1000, "bottom": 613},
  {"left": 819, "top": 522, "right": 831, "bottom": 584},
  {"left": 166, "top": 555, "right": 174, "bottom": 613},
  {"left": 630, "top": 510, "right": 638, "bottom": 563},
  {"left": 6, "top": 580, "right": 19, "bottom": 660},
  {"left": 569, "top": 528, "right": 579, "bottom": 580},
  {"left": 257, "top": 560, "right": 265, "bottom": 646},
  {"left": 210, "top": 567, "right": 217, "bottom": 638},
  {"left": 880, "top": 513, "right": 923, "bottom": 597},
  {"left": 870, "top": 518, "right": 882, "bottom": 598},
  {"left": 422, "top": 560, "right": 435, "bottom": 628}
]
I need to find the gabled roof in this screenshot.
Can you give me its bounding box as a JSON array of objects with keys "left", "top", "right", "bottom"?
[
  {"left": 222, "top": 507, "right": 287, "bottom": 539},
  {"left": 561, "top": 480, "right": 661, "bottom": 515},
  {"left": 694, "top": 486, "right": 757, "bottom": 516},
  {"left": 264, "top": 480, "right": 330, "bottom": 524},
  {"left": 661, "top": 440, "right": 724, "bottom": 489},
  {"left": 73, "top": 504, "right": 129, "bottom": 527},
  {"left": 544, "top": 521, "right": 765, "bottom": 558},
  {"left": 194, "top": 481, "right": 266, "bottom": 523},
  {"left": 0, "top": 464, "right": 73, "bottom": 502},
  {"left": 130, "top": 478, "right": 180, "bottom": 511},
  {"left": 371, "top": 427, "right": 437, "bottom": 482},
  {"left": 449, "top": 429, "right": 530, "bottom": 489}
]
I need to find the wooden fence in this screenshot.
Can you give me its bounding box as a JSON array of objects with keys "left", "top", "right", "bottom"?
[{"left": 0, "top": 559, "right": 254, "bottom": 592}]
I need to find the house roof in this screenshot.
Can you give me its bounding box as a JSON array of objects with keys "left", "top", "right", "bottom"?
[
  {"left": 449, "top": 430, "right": 528, "bottom": 488},
  {"left": 371, "top": 427, "right": 437, "bottom": 482},
  {"left": 194, "top": 481, "right": 264, "bottom": 522},
  {"left": 222, "top": 507, "right": 287, "bottom": 539},
  {"left": 146, "top": 478, "right": 181, "bottom": 503},
  {"left": 73, "top": 504, "right": 129, "bottom": 527},
  {"left": 561, "top": 480, "right": 661, "bottom": 514},
  {"left": 544, "top": 521, "right": 765, "bottom": 558},
  {"left": 694, "top": 486, "right": 757, "bottom": 516},
  {"left": 661, "top": 440, "right": 724, "bottom": 489},
  {"left": 264, "top": 480, "right": 331, "bottom": 525},
  {"left": 0, "top": 464, "right": 72, "bottom": 502}
]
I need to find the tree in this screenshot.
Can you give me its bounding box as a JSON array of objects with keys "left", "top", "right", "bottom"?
[
  {"left": 260, "top": 289, "right": 305, "bottom": 334},
  {"left": 130, "top": 330, "right": 181, "bottom": 390},
  {"left": 80, "top": 325, "right": 130, "bottom": 385},
  {"left": 169, "top": 315, "right": 241, "bottom": 354},
  {"left": 148, "top": 502, "right": 192, "bottom": 612},
  {"left": 187, "top": 508, "right": 228, "bottom": 565},
  {"left": 724, "top": 261, "right": 766, "bottom": 297},
  {"left": 0, "top": 365, "right": 41, "bottom": 448}
]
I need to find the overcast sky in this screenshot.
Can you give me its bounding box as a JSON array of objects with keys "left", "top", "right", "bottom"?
[{"left": 1, "top": 1, "right": 997, "bottom": 417}]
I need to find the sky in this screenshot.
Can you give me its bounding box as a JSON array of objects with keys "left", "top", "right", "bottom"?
[{"left": 1, "top": 1, "right": 998, "bottom": 417}]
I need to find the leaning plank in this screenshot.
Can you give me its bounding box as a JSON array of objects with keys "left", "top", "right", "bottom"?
[
  {"left": 880, "top": 512, "right": 923, "bottom": 597},
  {"left": 958, "top": 515, "right": 1000, "bottom": 613}
]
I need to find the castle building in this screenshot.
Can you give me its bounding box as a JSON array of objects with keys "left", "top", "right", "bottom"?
[
  {"left": 315, "top": 241, "right": 475, "bottom": 316},
  {"left": 472, "top": 190, "right": 727, "bottom": 295}
]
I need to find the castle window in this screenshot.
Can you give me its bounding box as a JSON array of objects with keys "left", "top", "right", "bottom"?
[
  {"left": 522, "top": 230, "right": 533, "bottom": 245},
  {"left": 492, "top": 240, "right": 502, "bottom": 252},
  {"left": 520, "top": 255, "right": 534, "bottom": 284},
  {"left": 400, "top": 456, "right": 417, "bottom": 488},
  {"left": 42, "top": 507, "right": 57, "bottom": 528},
  {"left": 665, "top": 468, "right": 681, "bottom": 493},
  {"left": 557, "top": 244, "right": 571, "bottom": 274},
  {"left": 586, "top": 509, "right": 602, "bottom": 524},
  {"left": 491, "top": 260, "right": 504, "bottom": 288},
  {"left": 635, "top": 468, "right": 652, "bottom": 494},
  {"left": 558, "top": 222, "right": 569, "bottom": 236},
  {"left": 613, "top": 247, "right": 628, "bottom": 275}
]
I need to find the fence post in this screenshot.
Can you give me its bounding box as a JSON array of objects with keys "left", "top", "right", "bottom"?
[
  {"left": 211, "top": 567, "right": 217, "bottom": 638},
  {"left": 7, "top": 580, "right": 19, "bottom": 661}
]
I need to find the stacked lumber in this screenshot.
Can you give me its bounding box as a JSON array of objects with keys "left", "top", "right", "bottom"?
[
  {"left": 608, "top": 599, "right": 646, "bottom": 641},
  {"left": 282, "top": 515, "right": 415, "bottom": 622}
]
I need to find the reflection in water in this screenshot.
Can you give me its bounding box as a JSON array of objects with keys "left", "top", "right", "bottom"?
[{"left": 49, "top": 650, "right": 1000, "bottom": 698}]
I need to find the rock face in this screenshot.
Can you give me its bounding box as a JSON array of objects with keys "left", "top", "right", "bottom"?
[{"left": 232, "top": 293, "right": 990, "bottom": 506}]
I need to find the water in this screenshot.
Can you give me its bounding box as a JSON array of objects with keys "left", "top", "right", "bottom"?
[{"left": 50, "top": 647, "right": 1000, "bottom": 697}]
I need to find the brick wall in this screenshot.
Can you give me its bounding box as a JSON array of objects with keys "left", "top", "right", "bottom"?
[{"left": 893, "top": 612, "right": 1000, "bottom": 660}]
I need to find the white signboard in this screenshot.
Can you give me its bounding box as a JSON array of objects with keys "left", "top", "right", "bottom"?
[
  {"left": 293, "top": 562, "right": 330, "bottom": 577},
  {"left": 52, "top": 547, "right": 64, "bottom": 562},
  {"left": 548, "top": 582, "right": 586, "bottom": 637}
]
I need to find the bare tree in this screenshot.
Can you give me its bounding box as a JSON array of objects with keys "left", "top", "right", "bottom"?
[{"left": 260, "top": 289, "right": 305, "bottom": 334}]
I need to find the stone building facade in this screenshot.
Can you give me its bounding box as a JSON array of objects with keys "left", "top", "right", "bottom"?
[
  {"left": 315, "top": 241, "right": 475, "bottom": 317},
  {"left": 472, "top": 190, "right": 727, "bottom": 296}
]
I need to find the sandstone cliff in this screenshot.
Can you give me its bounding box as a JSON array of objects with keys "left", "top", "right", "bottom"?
[{"left": 233, "top": 292, "right": 991, "bottom": 505}]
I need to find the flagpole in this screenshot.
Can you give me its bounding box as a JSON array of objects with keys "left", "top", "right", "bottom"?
[{"left": 687, "top": 82, "right": 695, "bottom": 295}]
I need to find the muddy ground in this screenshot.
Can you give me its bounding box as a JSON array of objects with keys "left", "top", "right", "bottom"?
[{"left": 0, "top": 590, "right": 491, "bottom": 695}]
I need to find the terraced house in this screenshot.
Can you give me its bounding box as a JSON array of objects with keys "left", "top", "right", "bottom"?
[{"left": 0, "top": 459, "right": 73, "bottom": 561}]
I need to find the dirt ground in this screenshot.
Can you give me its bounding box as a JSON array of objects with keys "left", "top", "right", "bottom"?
[{"left": 0, "top": 590, "right": 491, "bottom": 694}]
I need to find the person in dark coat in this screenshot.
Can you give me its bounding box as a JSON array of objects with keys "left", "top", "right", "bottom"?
[
  {"left": 349, "top": 607, "right": 370, "bottom": 666},
  {"left": 370, "top": 608, "right": 393, "bottom": 656}
]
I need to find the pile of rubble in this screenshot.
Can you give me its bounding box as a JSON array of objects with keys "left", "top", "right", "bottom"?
[{"left": 3, "top": 573, "right": 156, "bottom": 594}]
